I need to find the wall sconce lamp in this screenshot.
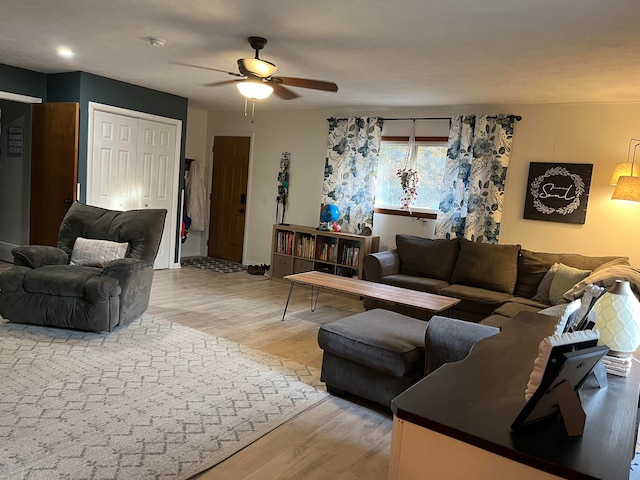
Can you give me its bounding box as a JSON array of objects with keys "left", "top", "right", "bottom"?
[
  {"left": 592, "top": 280, "right": 640, "bottom": 355},
  {"left": 611, "top": 138, "right": 640, "bottom": 201}
]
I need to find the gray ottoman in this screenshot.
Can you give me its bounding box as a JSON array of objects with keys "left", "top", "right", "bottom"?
[{"left": 317, "top": 308, "right": 428, "bottom": 408}]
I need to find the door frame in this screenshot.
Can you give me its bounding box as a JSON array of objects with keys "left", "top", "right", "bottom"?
[
  {"left": 208, "top": 131, "right": 254, "bottom": 264},
  {"left": 0, "top": 90, "right": 43, "bottom": 262},
  {"left": 87, "top": 102, "right": 183, "bottom": 268}
]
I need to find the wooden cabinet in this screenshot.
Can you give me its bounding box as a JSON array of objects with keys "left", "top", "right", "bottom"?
[
  {"left": 270, "top": 224, "right": 379, "bottom": 280},
  {"left": 389, "top": 312, "right": 640, "bottom": 480}
]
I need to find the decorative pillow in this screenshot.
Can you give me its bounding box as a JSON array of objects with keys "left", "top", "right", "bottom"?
[
  {"left": 70, "top": 237, "right": 128, "bottom": 267},
  {"left": 450, "top": 239, "right": 521, "bottom": 294},
  {"left": 396, "top": 235, "right": 459, "bottom": 281},
  {"left": 548, "top": 263, "right": 591, "bottom": 305},
  {"left": 531, "top": 263, "right": 559, "bottom": 304}
]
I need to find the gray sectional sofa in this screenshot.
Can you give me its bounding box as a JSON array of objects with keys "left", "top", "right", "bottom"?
[{"left": 362, "top": 234, "right": 629, "bottom": 326}]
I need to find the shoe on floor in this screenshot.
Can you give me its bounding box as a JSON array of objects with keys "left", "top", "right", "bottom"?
[{"left": 247, "top": 265, "right": 265, "bottom": 275}]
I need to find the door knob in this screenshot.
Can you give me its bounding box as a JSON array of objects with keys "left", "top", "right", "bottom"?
[{"left": 239, "top": 208, "right": 245, "bottom": 213}]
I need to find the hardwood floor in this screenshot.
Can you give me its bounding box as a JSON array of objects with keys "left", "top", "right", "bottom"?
[
  {"left": 148, "top": 267, "right": 393, "bottom": 479},
  {"left": 0, "top": 261, "right": 393, "bottom": 478}
]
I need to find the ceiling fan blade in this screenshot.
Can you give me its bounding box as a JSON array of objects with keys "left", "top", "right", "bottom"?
[
  {"left": 169, "top": 61, "right": 244, "bottom": 77},
  {"left": 271, "top": 83, "right": 300, "bottom": 100},
  {"left": 272, "top": 77, "right": 338, "bottom": 92},
  {"left": 201, "top": 79, "right": 243, "bottom": 87}
]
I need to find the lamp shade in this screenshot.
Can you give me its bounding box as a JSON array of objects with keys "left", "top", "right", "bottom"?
[
  {"left": 592, "top": 280, "right": 640, "bottom": 353},
  {"left": 611, "top": 176, "right": 640, "bottom": 202},
  {"left": 236, "top": 80, "right": 273, "bottom": 100},
  {"left": 610, "top": 162, "right": 640, "bottom": 185}
]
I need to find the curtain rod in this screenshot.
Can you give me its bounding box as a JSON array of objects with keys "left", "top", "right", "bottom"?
[
  {"left": 380, "top": 117, "right": 451, "bottom": 121},
  {"left": 327, "top": 115, "right": 521, "bottom": 121},
  {"left": 382, "top": 115, "right": 522, "bottom": 121}
]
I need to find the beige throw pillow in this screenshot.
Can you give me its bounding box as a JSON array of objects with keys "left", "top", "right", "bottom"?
[
  {"left": 548, "top": 263, "right": 591, "bottom": 305},
  {"left": 70, "top": 237, "right": 128, "bottom": 267}
]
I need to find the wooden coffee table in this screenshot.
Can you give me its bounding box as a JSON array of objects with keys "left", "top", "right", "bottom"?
[{"left": 281, "top": 271, "right": 460, "bottom": 320}]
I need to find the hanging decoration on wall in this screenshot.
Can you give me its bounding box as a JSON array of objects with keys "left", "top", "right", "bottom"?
[
  {"left": 397, "top": 119, "right": 419, "bottom": 211},
  {"left": 276, "top": 152, "right": 291, "bottom": 224},
  {"left": 523, "top": 162, "right": 593, "bottom": 224}
]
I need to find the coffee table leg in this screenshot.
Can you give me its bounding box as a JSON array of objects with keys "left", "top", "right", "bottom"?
[
  {"left": 310, "top": 286, "right": 321, "bottom": 312},
  {"left": 281, "top": 282, "right": 296, "bottom": 321}
]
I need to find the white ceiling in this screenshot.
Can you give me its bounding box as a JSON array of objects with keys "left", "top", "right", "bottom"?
[{"left": 2, "top": 0, "right": 640, "bottom": 112}]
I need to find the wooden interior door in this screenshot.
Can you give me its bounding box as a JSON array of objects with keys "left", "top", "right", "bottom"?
[
  {"left": 30, "top": 102, "right": 79, "bottom": 246},
  {"left": 207, "top": 136, "right": 250, "bottom": 262}
]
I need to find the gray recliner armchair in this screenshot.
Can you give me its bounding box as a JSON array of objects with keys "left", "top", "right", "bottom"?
[{"left": 0, "top": 202, "right": 167, "bottom": 332}]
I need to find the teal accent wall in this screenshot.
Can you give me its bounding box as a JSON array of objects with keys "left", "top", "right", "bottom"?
[
  {"left": 1, "top": 64, "right": 189, "bottom": 264},
  {"left": 0, "top": 64, "right": 46, "bottom": 99}
]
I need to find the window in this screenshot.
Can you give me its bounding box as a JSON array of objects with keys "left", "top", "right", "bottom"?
[{"left": 374, "top": 136, "right": 448, "bottom": 214}]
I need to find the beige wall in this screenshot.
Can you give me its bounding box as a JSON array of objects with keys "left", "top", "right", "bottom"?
[{"left": 189, "top": 103, "right": 640, "bottom": 266}]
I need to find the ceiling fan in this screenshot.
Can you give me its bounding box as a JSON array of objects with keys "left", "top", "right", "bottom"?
[{"left": 178, "top": 36, "right": 339, "bottom": 100}]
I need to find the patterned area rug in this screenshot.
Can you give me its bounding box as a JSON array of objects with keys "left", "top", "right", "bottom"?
[
  {"left": 0, "top": 316, "right": 327, "bottom": 479},
  {"left": 181, "top": 256, "right": 247, "bottom": 273}
]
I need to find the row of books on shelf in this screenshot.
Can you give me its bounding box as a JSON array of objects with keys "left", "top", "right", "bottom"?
[
  {"left": 296, "top": 236, "right": 316, "bottom": 259},
  {"left": 341, "top": 245, "right": 360, "bottom": 267},
  {"left": 275, "top": 231, "right": 295, "bottom": 255},
  {"left": 317, "top": 242, "right": 337, "bottom": 262}
]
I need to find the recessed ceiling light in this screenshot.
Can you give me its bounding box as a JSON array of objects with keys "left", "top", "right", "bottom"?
[
  {"left": 57, "top": 47, "right": 74, "bottom": 58},
  {"left": 147, "top": 37, "right": 166, "bottom": 47}
]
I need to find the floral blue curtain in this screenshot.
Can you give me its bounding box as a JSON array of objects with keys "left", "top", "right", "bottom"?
[
  {"left": 435, "top": 114, "right": 520, "bottom": 243},
  {"left": 321, "top": 117, "right": 384, "bottom": 234}
]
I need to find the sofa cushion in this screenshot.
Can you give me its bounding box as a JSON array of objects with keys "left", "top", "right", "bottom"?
[
  {"left": 317, "top": 309, "right": 427, "bottom": 377},
  {"left": 396, "top": 235, "right": 459, "bottom": 281},
  {"left": 450, "top": 239, "right": 520, "bottom": 294},
  {"left": 437, "top": 284, "right": 514, "bottom": 316},
  {"left": 381, "top": 274, "right": 449, "bottom": 294},
  {"left": 23, "top": 265, "right": 105, "bottom": 297},
  {"left": 548, "top": 263, "right": 591, "bottom": 305}
]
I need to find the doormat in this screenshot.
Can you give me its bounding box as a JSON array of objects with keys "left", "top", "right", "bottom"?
[{"left": 181, "top": 256, "right": 247, "bottom": 273}]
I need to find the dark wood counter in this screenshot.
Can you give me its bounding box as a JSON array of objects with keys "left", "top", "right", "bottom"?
[{"left": 391, "top": 311, "right": 640, "bottom": 480}]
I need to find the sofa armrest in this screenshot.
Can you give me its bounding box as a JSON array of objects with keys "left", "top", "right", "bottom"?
[
  {"left": 11, "top": 246, "right": 69, "bottom": 268},
  {"left": 101, "top": 258, "right": 154, "bottom": 323},
  {"left": 101, "top": 258, "right": 149, "bottom": 284},
  {"left": 362, "top": 250, "right": 401, "bottom": 282},
  {"left": 425, "top": 316, "right": 500, "bottom": 375}
]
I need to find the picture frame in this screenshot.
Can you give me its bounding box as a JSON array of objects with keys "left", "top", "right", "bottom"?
[
  {"left": 523, "top": 162, "right": 593, "bottom": 224},
  {"left": 511, "top": 342, "right": 608, "bottom": 434}
]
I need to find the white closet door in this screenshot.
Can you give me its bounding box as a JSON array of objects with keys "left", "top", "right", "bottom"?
[
  {"left": 89, "top": 109, "right": 178, "bottom": 269},
  {"left": 90, "top": 110, "right": 140, "bottom": 210},
  {"left": 136, "top": 119, "right": 176, "bottom": 269}
]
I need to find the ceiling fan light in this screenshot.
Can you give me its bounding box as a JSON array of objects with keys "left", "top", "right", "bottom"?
[
  {"left": 236, "top": 80, "right": 273, "bottom": 100},
  {"left": 239, "top": 58, "right": 277, "bottom": 77}
]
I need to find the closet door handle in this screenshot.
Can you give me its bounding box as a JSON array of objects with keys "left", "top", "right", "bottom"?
[
  {"left": 240, "top": 193, "right": 247, "bottom": 205},
  {"left": 239, "top": 208, "right": 245, "bottom": 213}
]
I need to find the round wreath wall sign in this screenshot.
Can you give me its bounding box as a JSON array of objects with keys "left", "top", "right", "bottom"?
[{"left": 530, "top": 166, "right": 585, "bottom": 216}]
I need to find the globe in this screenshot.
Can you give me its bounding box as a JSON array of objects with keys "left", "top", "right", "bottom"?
[{"left": 320, "top": 203, "right": 340, "bottom": 223}]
